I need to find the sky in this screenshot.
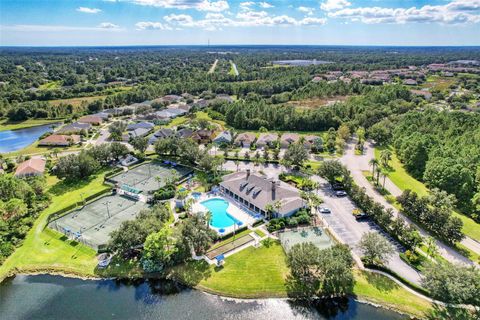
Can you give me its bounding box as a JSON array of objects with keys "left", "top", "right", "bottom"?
[{"left": 0, "top": 0, "right": 479, "bottom": 46}]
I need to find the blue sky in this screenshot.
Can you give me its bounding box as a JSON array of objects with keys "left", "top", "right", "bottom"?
[{"left": 0, "top": 0, "right": 479, "bottom": 46}]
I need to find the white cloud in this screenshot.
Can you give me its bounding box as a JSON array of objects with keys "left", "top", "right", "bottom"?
[
  {"left": 197, "top": 0, "right": 229, "bottom": 12},
  {"left": 1, "top": 24, "right": 120, "bottom": 32},
  {"left": 329, "top": 0, "right": 480, "bottom": 24},
  {"left": 320, "top": 0, "right": 351, "bottom": 12},
  {"left": 135, "top": 21, "right": 172, "bottom": 30},
  {"left": 298, "top": 6, "right": 315, "bottom": 16},
  {"left": 259, "top": 2, "right": 274, "bottom": 9},
  {"left": 98, "top": 22, "right": 120, "bottom": 29},
  {"left": 76, "top": 7, "right": 102, "bottom": 14},
  {"left": 159, "top": 10, "right": 326, "bottom": 30},
  {"left": 133, "top": 0, "right": 228, "bottom": 11},
  {"left": 239, "top": 1, "right": 255, "bottom": 10}
]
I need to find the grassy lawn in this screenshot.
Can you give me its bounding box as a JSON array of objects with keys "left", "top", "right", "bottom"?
[
  {"left": 39, "top": 80, "right": 62, "bottom": 90},
  {"left": 171, "top": 241, "right": 289, "bottom": 298},
  {"left": 171, "top": 240, "right": 431, "bottom": 317},
  {"left": 0, "top": 119, "right": 62, "bottom": 132},
  {"left": 195, "top": 111, "right": 226, "bottom": 129},
  {"left": 5, "top": 142, "right": 82, "bottom": 158},
  {"left": 375, "top": 147, "right": 480, "bottom": 243},
  {"left": 0, "top": 172, "right": 111, "bottom": 281},
  {"left": 254, "top": 229, "right": 266, "bottom": 238},
  {"left": 375, "top": 147, "right": 428, "bottom": 197},
  {"left": 353, "top": 270, "right": 431, "bottom": 317}
]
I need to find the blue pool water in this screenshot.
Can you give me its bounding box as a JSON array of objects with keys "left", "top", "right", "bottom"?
[{"left": 201, "top": 198, "right": 240, "bottom": 228}]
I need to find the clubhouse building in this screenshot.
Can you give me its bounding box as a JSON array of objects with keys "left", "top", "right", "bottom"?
[{"left": 219, "top": 170, "right": 304, "bottom": 218}]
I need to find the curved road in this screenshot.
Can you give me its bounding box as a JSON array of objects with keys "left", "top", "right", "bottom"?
[{"left": 340, "top": 138, "right": 478, "bottom": 266}]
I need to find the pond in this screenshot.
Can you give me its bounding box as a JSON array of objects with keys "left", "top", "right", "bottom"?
[
  {"left": 0, "top": 275, "right": 406, "bottom": 320},
  {"left": 0, "top": 123, "right": 58, "bottom": 153}
]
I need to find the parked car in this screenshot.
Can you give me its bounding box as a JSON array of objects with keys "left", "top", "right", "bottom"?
[
  {"left": 355, "top": 213, "right": 369, "bottom": 221},
  {"left": 335, "top": 190, "right": 347, "bottom": 197},
  {"left": 332, "top": 182, "right": 345, "bottom": 191},
  {"left": 319, "top": 207, "right": 331, "bottom": 214}
]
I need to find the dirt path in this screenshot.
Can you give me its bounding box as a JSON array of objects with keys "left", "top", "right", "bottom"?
[{"left": 208, "top": 59, "right": 218, "bottom": 74}]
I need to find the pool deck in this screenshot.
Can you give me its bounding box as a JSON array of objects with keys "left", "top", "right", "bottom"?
[{"left": 192, "top": 194, "right": 258, "bottom": 235}]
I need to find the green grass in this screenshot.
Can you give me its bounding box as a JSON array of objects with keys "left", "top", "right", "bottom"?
[
  {"left": 375, "top": 147, "right": 428, "bottom": 197},
  {"left": 353, "top": 270, "right": 431, "bottom": 317},
  {"left": 172, "top": 241, "right": 289, "bottom": 298},
  {"left": 0, "top": 172, "right": 111, "bottom": 281},
  {"left": 254, "top": 229, "right": 266, "bottom": 238},
  {"left": 171, "top": 240, "right": 431, "bottom": 316},
  {"left": 5, "top": 142, "right": 82, "bottom": 158},
  {"left": 0, "top": 119, "right": 62, "bottom": 132},
  {"left": 375, "top": 146, "right": 480, "bottom": 242},
  {"left": 39, "top": 81, "right": 62, "bottom": 90}
]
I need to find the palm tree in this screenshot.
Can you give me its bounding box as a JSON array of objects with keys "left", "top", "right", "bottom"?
[
  {"left": 272, "top": 200, "right": 282, "bottom": 218},
  {"left": 265, "top": 203, "right": 274, "bottom": 220},
  {"left": 425, "top": 237, "right": 438, "bottom": 259},
  {"left": 380, "top": 150, "right": 392, "bottom": 167},
  {"left": 369, "top": 158, "right": 379, "bottom": 177}
]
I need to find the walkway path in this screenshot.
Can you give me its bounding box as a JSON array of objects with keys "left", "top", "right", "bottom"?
[{"left": 340, "top": 137, "right": 476, "bottom": 266}]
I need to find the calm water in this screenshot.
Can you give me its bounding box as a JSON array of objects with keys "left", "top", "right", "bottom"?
[
  {"left": 201, "top": 198, "right": 240, "bottom": 228},
  {"left": 0, "top": 123, "right": 57, "bottom": 153},
  {"left": 0, "top": 275, "right": 406, "bottom": 320}
]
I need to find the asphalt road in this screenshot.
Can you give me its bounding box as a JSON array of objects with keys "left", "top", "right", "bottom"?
[{"left": 340, "top": 137, "right": 477, "bottom": 266}]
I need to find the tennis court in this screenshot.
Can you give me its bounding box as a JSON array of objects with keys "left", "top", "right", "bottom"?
[
  {"left": 278, "top": 227, "right": 333, "bottom": 252},
  {"left": 49, "top": 194, "right": 147, "bottom": 249},
  {"left": 110, "top": 162, "right": 192, "bottom": 193}
]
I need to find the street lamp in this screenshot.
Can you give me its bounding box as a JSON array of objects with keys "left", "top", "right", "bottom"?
[{"left": 103, "top": 201, "right": 112, "bottom": 218}]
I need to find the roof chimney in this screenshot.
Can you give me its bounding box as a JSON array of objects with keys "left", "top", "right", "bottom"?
[
  {"left": 246, "top": 169, "right": 251, "bottom": 180},
  {"left": 271, "top": 180, "right": 276, "bottom": 200}
]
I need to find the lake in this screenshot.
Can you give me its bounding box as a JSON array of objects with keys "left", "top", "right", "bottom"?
[
  {"left": 0, "top": 275, "right": 406, "bottom": 320},
  {"left": 0, "top": 123, "right": 57, "bottom": 153}
]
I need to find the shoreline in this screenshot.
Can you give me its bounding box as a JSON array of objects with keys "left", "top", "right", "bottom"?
[{"left": 1, "top": 267, "right": 417, "bottom": 318}]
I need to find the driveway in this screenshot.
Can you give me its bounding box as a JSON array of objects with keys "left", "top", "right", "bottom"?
[{"left": 340, "top": 137, "right": 476, "bottom": 266}]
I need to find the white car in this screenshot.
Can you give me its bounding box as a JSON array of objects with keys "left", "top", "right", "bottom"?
[{"left": 319, "top": 207, "right": 331, "bottom": 214}]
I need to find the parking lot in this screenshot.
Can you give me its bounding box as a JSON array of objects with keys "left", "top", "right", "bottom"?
[{"left": 312, "top": 176, "right": 422, "bottom": 285}]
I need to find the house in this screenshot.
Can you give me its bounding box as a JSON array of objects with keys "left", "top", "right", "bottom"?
[
  {"left": 149, "top": 128, "right": 175, "bottom": 145},
  {"left": 213, "top": 131, "right": 232, "bottom": 144},
  {"left": 177, "top": 128, "right": 194, "bottom": 139},
  {"left": 191, "top": 129, "right": 215, "bottom": 144},
  {"left": 92, "top": 112, "right": 111, "bottom": 120},
  {"left": 127, "top": 127, "right": 151, "bottom": 139},
  {"left": 161, "top": 95, "right": 182, "bottom": 103},
  {"left": 214, "top": 94, "right": 234, "bottom": 103},
  {"left": 14, "top": 158, "right": 46, "bottom": 178},
  {"left": 166, "top": 107, "right": 187, "bottom": 117},
  {"left": 220, "top": 170, "right": 304, "bottom": 218},
  {"left": 120, "top": 154, "right": 138, "bottom": 167},
  {"left": 280, "top": 133, "right": 300, "bottom": 148},
  {"left": 104, "top": 108, "right": 126, "bottom": 116},
  {"left": 303, "top": 135, "right": 322, "bottom": 149},
  {"left": 127, "top": 122, "right": 154, "bottom": 131},
  {"left": 78, "top": 115, "right": 103, "bottom": 125},
  {"left": 410, "top": 89, "right": 432, "bottom": 100},
  {"left": 38, "top": 134, "right": 80, "bottom": 147},
  {"left": 192, "top": 99, "right": 210, "bottom": 109},
  {"left": 57, "top": 122, "right": 92, "bottom": 134},
  {"left": 403, "top": 79, "right": 418, "bottom": 86},
  {"left": 256, "top": 133, "right": 278, "bottom": 149},
  {"left": 177, "top": 104, "right": 192, "bottom": 112},
  {"left": 234, "top": 132, "right": 256, "bottom": 148}
]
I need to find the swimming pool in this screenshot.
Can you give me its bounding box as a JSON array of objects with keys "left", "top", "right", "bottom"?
[{"left": 201, "top": 198, "right": 241, "bottom": 229}]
